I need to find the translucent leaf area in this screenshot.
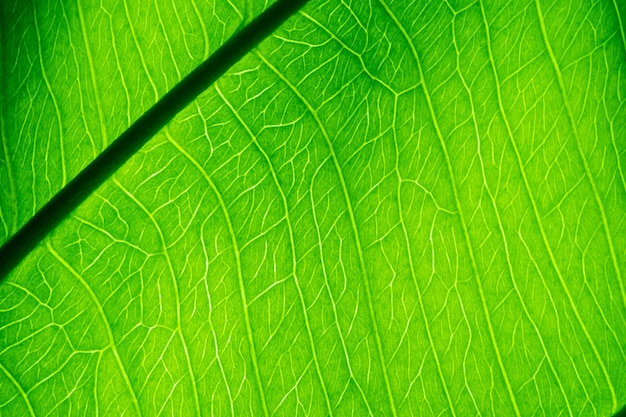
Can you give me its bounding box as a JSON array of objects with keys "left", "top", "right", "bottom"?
[{"left": 1, "top": 0, "right": 625, "bottom": 415}]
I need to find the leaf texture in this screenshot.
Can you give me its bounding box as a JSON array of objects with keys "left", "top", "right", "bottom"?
[{"left": 1, "top": 0, "right": 625, "bottom": 416}]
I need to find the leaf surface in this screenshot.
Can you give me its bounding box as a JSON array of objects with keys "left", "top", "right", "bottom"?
[{"left": 1, "top": 0, "right": 625, "bottom": 416}]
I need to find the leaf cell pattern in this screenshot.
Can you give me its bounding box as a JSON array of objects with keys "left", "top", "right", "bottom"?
[{"left": 1, "top": 0, "right": 625, "bottom": 415}]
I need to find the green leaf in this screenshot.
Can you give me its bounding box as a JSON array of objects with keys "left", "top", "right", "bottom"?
[{"left": 1, "top": 0, "right": 625, "bottom": 415}]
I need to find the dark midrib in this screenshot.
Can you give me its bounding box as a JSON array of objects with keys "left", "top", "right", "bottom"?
[{"left": 0, "top": 0, "right": 309, "bottom": 281}]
